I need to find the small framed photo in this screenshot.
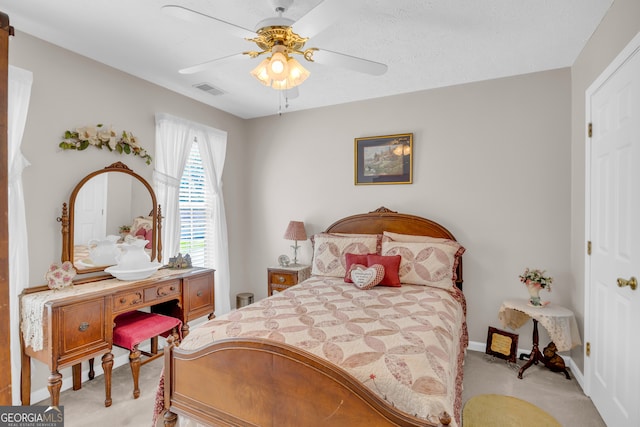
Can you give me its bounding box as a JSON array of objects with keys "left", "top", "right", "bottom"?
[
  {"left": 354, "top": 133, "right": 413, "bottom": 185},
  {"left": 485, "top": 327, "right": 518, "bottom": 363}
]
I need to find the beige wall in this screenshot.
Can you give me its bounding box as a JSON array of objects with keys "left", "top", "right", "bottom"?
[
  {"left": 8, "top": 31, "right": 249, "bottom": 395},
  {"left": 245, "top": 69, "right": 572, "bottom": 357},
  {"left": 570, "top": 0, "right": 640, "bottom": 372}
]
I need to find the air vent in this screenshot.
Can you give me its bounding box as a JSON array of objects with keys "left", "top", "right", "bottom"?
[{"left": 193, "top": 82, "right": 225, "bottom": 96}]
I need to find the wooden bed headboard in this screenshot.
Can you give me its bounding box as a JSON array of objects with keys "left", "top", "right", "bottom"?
[{"left": 325, "top": 206, "right": 463, "bottom": 288}]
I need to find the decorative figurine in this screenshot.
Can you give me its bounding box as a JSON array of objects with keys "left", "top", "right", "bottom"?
[{"left": 167, "top": 253, "right": 192, "bottom": 269}]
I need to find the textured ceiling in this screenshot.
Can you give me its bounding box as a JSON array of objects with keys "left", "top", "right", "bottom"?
[{"left": 0, "top": 0, "right": 612, "bottom": 119}]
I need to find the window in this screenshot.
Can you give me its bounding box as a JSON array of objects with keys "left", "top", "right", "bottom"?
[{"left": 179, "top": 140, "right": 211, "bottom": 267}]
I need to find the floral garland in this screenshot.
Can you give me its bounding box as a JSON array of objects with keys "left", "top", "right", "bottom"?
[{"left": 59, "top": 124, "right": 152, "bottom": 165}]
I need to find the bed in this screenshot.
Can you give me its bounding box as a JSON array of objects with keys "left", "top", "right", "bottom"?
[{"left": 158, "top": 207, "right": 467, "bottom": 427}]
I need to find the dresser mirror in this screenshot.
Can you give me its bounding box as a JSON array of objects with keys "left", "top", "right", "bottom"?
[{"left": 59, "top": 161, "right": 162, "bottom": 274}]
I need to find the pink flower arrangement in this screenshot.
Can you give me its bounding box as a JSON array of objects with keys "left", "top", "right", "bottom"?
[{"left": 519, "top": 268, "right": 552, "bottom": 291}]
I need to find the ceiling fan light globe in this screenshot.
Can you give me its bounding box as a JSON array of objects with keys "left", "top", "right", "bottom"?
[
  {"left": 250, "top": 59, "right": 272, "bottom": 86},
  {"left": 267, "top": 52, "right": 289, "bottom": 80},
  {"left": 271, "top": 78, "right": 289, "bottom": 90},
  {"left": 286, "top": 57, "right": 310, "bottom": 86}
]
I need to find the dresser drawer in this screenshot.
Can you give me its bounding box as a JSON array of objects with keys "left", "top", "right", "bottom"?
[
  {"left": 184, "top": 272, "right": 215, "bottom": 321},
  {"left": 144, "top": 280, "right": 180, "bottom": 302},
  {"left": 113, "top": 290, "right": 144, "bottom": 312},
  {"left": 270, "top": 272, "right": 296, "bottom": 286},
  {"left": 56, "top": 299, "right": 109, "bottom": 361}
]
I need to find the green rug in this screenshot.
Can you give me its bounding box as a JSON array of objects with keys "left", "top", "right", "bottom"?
[{"left": 463, "top": 394, "right": 561, "bottom": 426}]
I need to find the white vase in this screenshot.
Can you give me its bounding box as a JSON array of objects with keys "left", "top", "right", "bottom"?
[{"left": 526, "top": 282, "right": 543, "bottom": 306}]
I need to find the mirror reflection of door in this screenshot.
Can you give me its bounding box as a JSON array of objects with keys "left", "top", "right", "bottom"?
[
  {"left": 72, "top": 171, "right": 153, "bottom": 270},
  {"left": 75, "top": 173, "right": 108, "bottom": 245}
]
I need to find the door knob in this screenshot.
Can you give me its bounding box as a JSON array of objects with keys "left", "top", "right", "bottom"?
[{"left": 617, "top": 276, "right": 637, "bottom": 291}]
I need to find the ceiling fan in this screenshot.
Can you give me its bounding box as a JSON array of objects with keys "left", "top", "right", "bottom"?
[{"left": 162, "top": 0, "right": 388, "bottom": 91}]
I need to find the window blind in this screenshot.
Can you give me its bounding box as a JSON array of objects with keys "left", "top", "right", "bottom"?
[{"left": 179, "top": 141, "right": 211, "bottom": 267}]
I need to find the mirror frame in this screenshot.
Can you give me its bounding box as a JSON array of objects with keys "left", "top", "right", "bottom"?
[{"left": 59, "top": 161, "right": 163, "bottom": 274}]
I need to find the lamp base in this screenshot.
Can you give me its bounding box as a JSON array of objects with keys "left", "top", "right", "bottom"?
[{"left": 290, "top": 242, "right": 301, "bottom": 267}]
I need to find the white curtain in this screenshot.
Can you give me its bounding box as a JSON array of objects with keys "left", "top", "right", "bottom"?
[
  {"left": 154, "top": 113, "right": 231, "bottom": 315},
  {"left": 153, "top": 113, "right": 193, "bottom": 259},
  {"left": 195, "top": 125, "right": 231, "bottom": 315},
  {"left": 8, "top": 66, "right": 33, "bottom": 404}
]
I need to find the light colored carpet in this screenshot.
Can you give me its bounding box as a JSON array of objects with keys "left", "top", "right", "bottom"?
[
  {"left": 462, "top": 350, "right": 606, "bottom": 427},
  {"left": 35, "top": 356, "right": 164, "bottom": 427},
  {"left": 36, "top": 349, "right": 605, "bottom": 426},
  {"left": 463, "top": 394, "right": 561, "bottom": 427}
]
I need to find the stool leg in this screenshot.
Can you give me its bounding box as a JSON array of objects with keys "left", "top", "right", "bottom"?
[
  {"left": 88, "top": 358, "right": 95, "bottom": 380},
  {"left": 129, "top": 345, "right": 141, "bottom": 399}
]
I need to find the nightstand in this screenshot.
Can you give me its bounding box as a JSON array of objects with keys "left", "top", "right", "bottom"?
[{"left": 268, "top": 265, "right": 311, "bottom": 296}]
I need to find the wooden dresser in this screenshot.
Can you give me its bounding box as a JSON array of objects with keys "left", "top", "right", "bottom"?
[{"left": 20, "top": 267, "right": 215, "bottom": 407}]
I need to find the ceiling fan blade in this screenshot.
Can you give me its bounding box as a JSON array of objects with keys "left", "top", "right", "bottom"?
[
  {"left": 312, "top": 49, "right": 388, "bottom": 76},
  {"left": 161, "top": 5, "right": 255, "bottom": 39},
  {"left": 179, "top": 53, "right": 245, "bottom": 74},
  {"left": 293, "top": 0, "right": 358, "bottom": 38}
]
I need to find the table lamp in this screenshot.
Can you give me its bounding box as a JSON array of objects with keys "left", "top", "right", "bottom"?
[{"left": 283, "top": 220, "right": 307, "bottom": 266}]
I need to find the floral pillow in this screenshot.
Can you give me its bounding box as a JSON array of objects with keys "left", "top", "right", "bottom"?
[
  {"left": 45, "top": 261, "right": 76, "bottom": 290},
  {"left": 311, "top": 234, "right": 379, "bottom": 278},
  {"left": 382, "top": 231, "right": 452, "bottom": 244},
  {"left": 381, "top": 240, "right": 465, "bottom": 289}
]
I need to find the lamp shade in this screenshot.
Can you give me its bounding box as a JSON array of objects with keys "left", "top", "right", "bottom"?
[{"left": 283, "top": 221, "right": 307, "bottom": 241}]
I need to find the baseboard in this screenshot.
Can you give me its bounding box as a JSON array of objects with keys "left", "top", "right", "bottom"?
[{"left": 468, "top": 340, "right": 584, "bottom": 391}]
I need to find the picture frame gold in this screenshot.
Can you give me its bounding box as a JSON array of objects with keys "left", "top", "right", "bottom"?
[
  {"left": 485, "top": 327, "right": 519, "bottom": 363},
  {"left": 354, "top": 133, "right": 413, "bottom": 185}
]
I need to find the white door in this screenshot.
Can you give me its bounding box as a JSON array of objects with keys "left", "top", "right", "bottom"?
[
  {"left": 587, "top": 34, "right": 640, "bottom": 427},
  {"left": 74, "top": 174, "right": 108, "bottom": 245}
]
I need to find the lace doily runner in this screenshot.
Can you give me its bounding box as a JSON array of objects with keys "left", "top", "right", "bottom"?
[
  {"left": 498, "top": 298, "right": 582, "bottom": 352},
  {"left": 21, "top": 268, "right": 192, "bottom": 352}
]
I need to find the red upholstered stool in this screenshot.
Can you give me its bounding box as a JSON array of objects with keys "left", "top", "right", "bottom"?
[{"left": 112, "top": 311, "right": 182, "bottom": 399}]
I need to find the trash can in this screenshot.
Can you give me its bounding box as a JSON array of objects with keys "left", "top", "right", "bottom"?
[{"left": 236, "top": 292, "right": 254, "bottom": 308}]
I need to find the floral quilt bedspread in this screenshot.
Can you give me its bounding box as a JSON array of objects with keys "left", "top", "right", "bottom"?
[{"left": 175, "top": 276, "right": 468, "bottom": 426}]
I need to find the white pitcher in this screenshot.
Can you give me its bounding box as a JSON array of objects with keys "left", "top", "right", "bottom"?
[
  {"left": 88, "top": 235, "right": 120, "bottom": 266},
  {"left": 116, "top": 239, "right": 151, "bottom": 269}
]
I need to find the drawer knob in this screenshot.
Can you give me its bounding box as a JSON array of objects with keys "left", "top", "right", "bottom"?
[
  {"left": 197, "top": 290, "right": 202, "bottom": 297},
  {"left": 120, "top": 298, "right": 127, "bottom": 304},
  {"left": 279, "top": 276, "right": 285, "bottom": 283},
  {"left": 78, "top": 322, "right": 89, "bottom": 332}
]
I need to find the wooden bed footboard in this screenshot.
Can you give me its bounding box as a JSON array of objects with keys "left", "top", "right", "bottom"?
[{"left": 163, "top": 338, "right": 451, "bottom": 427}]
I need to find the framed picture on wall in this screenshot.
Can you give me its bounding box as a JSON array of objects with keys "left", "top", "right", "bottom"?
[{"left": 354, "top": 133, "right": 413, "bottom": 185}]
